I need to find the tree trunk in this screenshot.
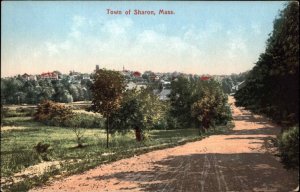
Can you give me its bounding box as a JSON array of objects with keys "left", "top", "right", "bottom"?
[
  {"left": 106, "top": 116, "right": 109, "bottom": 148},
  {"left": 135, "top": 126, "right": 142, "bottom": 142}
]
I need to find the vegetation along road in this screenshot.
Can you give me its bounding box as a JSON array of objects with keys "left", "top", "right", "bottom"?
[{"left": 31, "top": 96, "right": 298, "bottom": 192}]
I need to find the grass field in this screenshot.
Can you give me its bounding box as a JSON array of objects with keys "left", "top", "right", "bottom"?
[{"left": 1, "top": 111, "right": 233, "bottom": 191}]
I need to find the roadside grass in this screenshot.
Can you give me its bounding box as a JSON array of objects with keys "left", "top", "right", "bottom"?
[{"left": 1, "top": 116, "right": 233, "bottom": 192}]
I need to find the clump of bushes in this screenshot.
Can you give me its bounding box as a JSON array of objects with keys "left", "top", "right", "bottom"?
[
  {"left": 278, "top": 126, "right": 299, "bottom": 169},
  {"left": 34, "top": 100, "right": 104, "bottom": 128},
  {"left": 34, "top": 100, "right": 74, "bottom": 126}
]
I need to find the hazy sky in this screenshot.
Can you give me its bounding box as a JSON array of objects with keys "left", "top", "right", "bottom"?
[{"left": 1, "top": 1, "right": 285, "bottom": 77}]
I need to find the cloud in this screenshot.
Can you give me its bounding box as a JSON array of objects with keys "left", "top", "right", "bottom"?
[
  {"left": 251, "top": 23, "right": 261, "bottom": 35},
  {"left": 37, "top": 15, "right": 251, "bottom": 75},
  {"left": 45, "top": 42, "right": 58, "bottom": 56},
  {"left": 70, "top": 15, "right": 86, "bottom": 39},
  {"left": 227, "top": 37, "right": 247, "bottom": 59},
  {"left": 101, "top": 17, "right": 133, "bottom": 36}
]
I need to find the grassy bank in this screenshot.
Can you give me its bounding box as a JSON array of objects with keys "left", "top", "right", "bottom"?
[{"left": 1, "top": 116, "right": 233, "bottom": 191}]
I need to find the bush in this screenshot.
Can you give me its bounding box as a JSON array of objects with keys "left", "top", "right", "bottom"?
[
  {"left": 34, "top": 100, "right": 73, "bottom": 126},
  {"left": 278, "top": 126, "right": 299, "bottom": 169},
  {"left": 64, "top": 113, "right": 104, "bottom": 128}
]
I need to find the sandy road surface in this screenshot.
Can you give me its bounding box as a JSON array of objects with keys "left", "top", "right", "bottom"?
[{"left": 32, "top": 97, "right": 298, "bottom": 192}]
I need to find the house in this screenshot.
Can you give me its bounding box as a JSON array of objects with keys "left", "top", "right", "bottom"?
[
  {"left": 160, "top": 80, "right": 171, "bottom": 89},
  {"left": 200, "top": 75, "right": 211, "bottom": 81},
  {"left": 21, "top": 73, "right": 30, "bottom": 81},
  {"left": 153, "top": 89, "right": 171, "bottom": 100},
  {"left": 126, "top": 82, "right": 147, "bottom": 90},
  {"left": 40, "top": 72, "right": 58, "bottom": 80},
  {"left": 29, "top": 75, "right": 37, "bottom": 81},
  {"left": 82, "top": 74, "right": 91, "bottom": 80},
  {"left": 231, "top": 81, "right": 246, "bottom": 92}
]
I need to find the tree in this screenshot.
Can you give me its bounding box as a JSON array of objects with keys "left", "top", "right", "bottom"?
[
  {"left": 110, "top": 88, "right": 166, "bottom": 141},
  {"left": 191, "top": 82, "right": 231, "bottom": 134},
  {"left": 235, "top": 2, "right": 299, "bottom": 125},
  {"left": 89, "top": 69, "right": 125, "bottom": 148},
  {"left": 65, "top": 115, "right": 86, "bottom": 148},
  {"left": 169, "top": 76, "right": 195, "bottom": 128}
]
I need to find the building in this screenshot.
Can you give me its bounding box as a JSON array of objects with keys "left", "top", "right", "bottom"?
[
  {"left": 200, "top": 75, "right": 211, "bottom": 81},
  {"left": 82, "top": 74, "right": 91, "bottom": 80},
  {"left": 21, "top": 73, "right": 30, "bottom": 80},
  {"left": 40, "top": 72, "right": 58, "bottom": 80},
  {"left": 126, "top": 82, "right": 147, "bottom": 90},
  {"left": 231, "top": 81, "right": 246, "bottom": 92}
]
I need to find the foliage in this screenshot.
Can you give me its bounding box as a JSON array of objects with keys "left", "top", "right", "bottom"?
[
  {"left": 169, "top": 76, "right": 195, "bottom": 128},
  {"left": 109, "top": 88, "right": 168, "bottom": 140},
  {"left": 34, "top": 100, "right": 74, "bottom": 126},
  {"left": 191, "top": 83, "right": 231, "bottom": 130},
  {"left": 64, "top": 115, "right": 87, "bottom": 147},
  {"left": 34, "top": 142, "right": 51, "bottom": 161},
  {"left": 278, "top": 126, "right": 299, "bottom": 169},
  {"left": 89, "top": 68, "right": 126, "bottom": 147},
  {"left": 234, "top": 2, "right": 299, "bottom": 125},
  {"left": 66, "top": 113, "right": 104, "bottom": 128},
  {"left": 1, "top": 72, "right": 92, "bottom": 105},
  {"left": 89, "top": 69, "right": 125, "bottom": 117},
  {"left": 169, "top": 76, "right": 232, "bottom": 129}
]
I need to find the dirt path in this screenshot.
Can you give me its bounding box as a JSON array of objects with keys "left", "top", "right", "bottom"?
[{"left": 31, "top": 97, "right": 298, "bottom": 192}]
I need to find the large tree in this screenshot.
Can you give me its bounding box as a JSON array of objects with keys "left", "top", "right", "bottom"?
[
  {"left": 109, "top": 88, "right": 166, "bottom": 141},
  {"left": 191, "top": 81, "right": 231, "bottom": 133},
  {"left": 89, "top": 69, "right": 125, "bottom": 148},
  {"left": 235, "top": 2, "right": 299, "bottom": 126}
]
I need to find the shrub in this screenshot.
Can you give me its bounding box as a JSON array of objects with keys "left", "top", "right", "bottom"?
[
  {"left": 278, "top": 126, "right": 299, "bottom": 169},
  {"left": 33, "top": 142, "right": 51, "bottom": 161},
  {"left": 64, "top": 113, "right": 104, "bottom": 128},
  {"left": 34, "top": 100, "right": 73, "bottom": 126}
]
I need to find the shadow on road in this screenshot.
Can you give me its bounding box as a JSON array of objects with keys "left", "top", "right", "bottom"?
[
  {"left": 228, "top": 126, "right": 278, "bottom": 135},
  {"left": 88, "top": 153, "right": 298, "bottom": 192}
]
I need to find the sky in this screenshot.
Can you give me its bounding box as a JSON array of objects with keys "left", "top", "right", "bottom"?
[{"left": 1, "top": 1, "right": 286, "bottom": 77}]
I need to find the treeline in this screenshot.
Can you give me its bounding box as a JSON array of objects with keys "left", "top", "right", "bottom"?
[
  {"left": 234, "top": 2, "right": 299, "bottom": 168},
  {"left": 89, "top": 69, "right": 232, "bottom": 142},
  {"left": 235, "top": 2, "right": 299, "bottom": 126},
  {"left": 1, "top": 77, "right": 92, "bottom": 104}
]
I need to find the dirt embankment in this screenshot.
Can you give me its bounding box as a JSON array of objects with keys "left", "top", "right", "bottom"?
[{"left": 31, "top": 96, "right": 299, "bottom": 192}]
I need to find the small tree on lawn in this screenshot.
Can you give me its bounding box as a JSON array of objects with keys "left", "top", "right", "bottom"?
[
  {"left": 89, "top": 69, "right": 125, "bottom": 148},
  {"left": 65, "top": 115, "right": 86, "bottom": 148}
]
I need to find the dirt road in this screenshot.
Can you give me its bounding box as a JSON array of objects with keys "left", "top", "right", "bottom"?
[{"left": 32, "top": 97, "right": 298, "bottom": 192}]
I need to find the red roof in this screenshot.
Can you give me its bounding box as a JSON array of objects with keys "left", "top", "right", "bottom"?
[
  {"left": 132, "top": 71, "right": 141, "bottom": 77},
  {"left": 200, "top": 76, "right": 210, "bottom": 81},
  {"left": 41, "top": 72, "right": 57, "bottom": 77}
]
